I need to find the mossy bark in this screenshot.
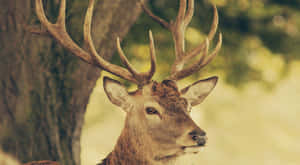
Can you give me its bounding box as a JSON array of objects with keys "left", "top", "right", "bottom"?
[{"left": 0, "top": 0, "right": 144, "bottom": 165}]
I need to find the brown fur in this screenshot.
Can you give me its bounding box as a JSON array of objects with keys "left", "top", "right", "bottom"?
[
  {"left": 98, "top": 116, "right": 155, "bottom": 165},
  {"left": 99, "top": 80, "right": 195, "bottom": 165},
  {"left": 152, "top": 80, "right": 188, "bottom": 114}
]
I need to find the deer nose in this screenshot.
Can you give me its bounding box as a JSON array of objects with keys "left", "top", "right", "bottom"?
[{"left": 189, "top": 129, "right": 207, "bottom": 146}]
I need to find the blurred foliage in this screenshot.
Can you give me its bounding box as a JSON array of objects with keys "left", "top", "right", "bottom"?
[{"left": 111, "top": 0, "right": 300, "bottom": 89}]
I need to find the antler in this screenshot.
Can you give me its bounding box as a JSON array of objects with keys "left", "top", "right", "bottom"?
[
  {"left": 141, "top": 0, "right": 222, "bottom": 80},
  {"left": 35, "top": 0, "right": 156, "bottom": 86}
]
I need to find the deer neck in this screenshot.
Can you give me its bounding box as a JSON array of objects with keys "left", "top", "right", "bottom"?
[{"left": 102, "top": 116, "right": 176, "bottom": 165}]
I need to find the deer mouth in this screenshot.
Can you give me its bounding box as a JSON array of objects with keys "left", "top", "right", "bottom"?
[
  {"left": 154, "top": 145, "right": 205, "bottom": 161},
  {"left": 182, "top": 145, "right": 206, "bottom": 154}
]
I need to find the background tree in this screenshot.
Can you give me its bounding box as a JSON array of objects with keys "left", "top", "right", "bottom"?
[{"left": 0, "top": 0, "right": 145, "bottom": 164}]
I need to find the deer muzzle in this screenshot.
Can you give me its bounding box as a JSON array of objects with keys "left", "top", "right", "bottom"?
[{"left": 189, "top": 129, "right": 207, "bottom": 146}]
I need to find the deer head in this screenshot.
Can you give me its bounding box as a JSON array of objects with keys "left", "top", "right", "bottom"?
[
  {"left": 34, "top": 0, "right": 222, "bottom": 164},
  {"left": 103, "top": 76, "right": 217, "bottom": 163}
]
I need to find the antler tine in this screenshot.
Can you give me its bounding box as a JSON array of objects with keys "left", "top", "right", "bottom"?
[
  {"left": 208, "top": 5, "right": 219, "bottom": 41},
  {"left": 170, "top": 33, "right": 222, "bottom": 80},
  {"left": 171, "top": 0, "right": 188, "bottom": 60},
  {"left": 177, "top": 0, "right": 187, "bottom": 21},
  {"left": 173, "top": 4, "right": 219, "bottom": 70},
  {"left": 186, "top": 5, "right": 218, "bottom": 59},
  {"left": 57, "top": 0, "right": 66, "bottom": 26},
  {"left": 142, "top": 0, "right": 222, "bottom": 81},
  {"left": 147, "top": 30, "right": 157, "bottom": 79},
  {"left": 116, "top": 37, "right": 141, "bottom": 77},
  {"left": 84, "top": 0, "right": 140, "bottom": 83},
  {"left": 142, "top": 0, "right": 200, "bottom": 61},
  {"left": 35, "top": 0, "right": 51, "bottom": 26},
  {"left": 141, "top": 3, "right": 170, "bottom": 29},
  {"left": 35, "top": 0, "right": 93, "bottom": 63},
  {"left": 36, "top": 0, "right": 153, "bottom": 85},
  {"left": 201, "top": 33, "right": 222, "bottom": 68},
  {"left": 168, "top": 38, "right": 209, "bottom": 80},
  {"left": 184, "top": 0, "right": 195, "bottom": 26},
  {"left": 115, "top": 30, "right": 157, "bottom": 84},
  {"left": 142, "top": 0, "right": 188, "bottom": 59}
]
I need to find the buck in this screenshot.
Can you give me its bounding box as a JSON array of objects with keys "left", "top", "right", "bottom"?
[{"left": 30, "top": 0, "right": 222, "bottom": 164}]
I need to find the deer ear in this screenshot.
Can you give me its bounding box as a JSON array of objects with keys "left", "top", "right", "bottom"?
[
  {"left": 181, "top": 76, "right": 218, "bottom": 106},
  {"left": 103, "top": 77, "right": 131, "bottom": 112}
]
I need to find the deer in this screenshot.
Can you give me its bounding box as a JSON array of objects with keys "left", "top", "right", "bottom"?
[{"left": 28, "top": 0, "right": 222, "bottom": 164}]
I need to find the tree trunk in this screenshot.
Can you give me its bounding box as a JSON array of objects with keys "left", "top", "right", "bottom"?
[{"left": 0, "top": 0, "right": 144, "bottom": 165}]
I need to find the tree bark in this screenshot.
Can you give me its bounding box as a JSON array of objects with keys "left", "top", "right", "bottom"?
[{"left": 0, "top": 0, "right": 144, "bottom": 165}]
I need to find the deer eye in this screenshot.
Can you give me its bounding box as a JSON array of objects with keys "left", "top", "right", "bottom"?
[{"left": 145, "top": 107, "right": 158, "bottom": 115}]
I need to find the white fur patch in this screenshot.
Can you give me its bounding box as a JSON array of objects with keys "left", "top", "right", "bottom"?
[{"left": 184, "top": 146, "right": 205, "bottom": 153}]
